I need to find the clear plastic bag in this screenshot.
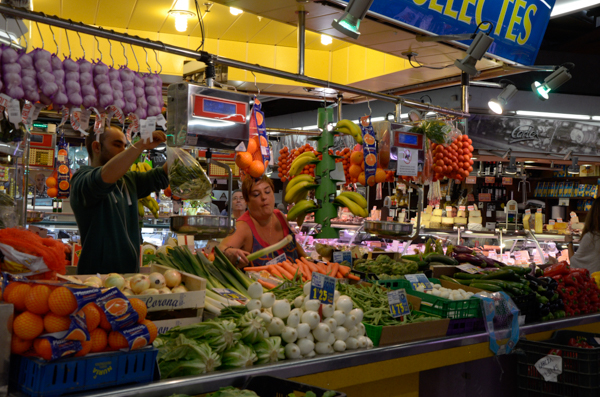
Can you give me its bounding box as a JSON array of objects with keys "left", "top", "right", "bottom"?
[
  {"left": 476, "top": 291, "right": 520, "bottom": 355},
  {"left": 166, "top": 147, "right": 212, "bottom": 200}
]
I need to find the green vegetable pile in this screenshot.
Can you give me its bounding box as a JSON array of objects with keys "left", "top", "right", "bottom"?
[
  {"left": 206, "top": 388, "right": 337, "bottom": 397},
  {"left": 168, "top": 157, "right": 212, "bottom": 200},
  {"left": 337, "top": 283, "right": 442, "bottom": 326},
  {"left": 353, "top": 255, "right": 420, "bottom": 278},
  {"left": 409, "top": 120, "right": 451, "bottom": 144}
]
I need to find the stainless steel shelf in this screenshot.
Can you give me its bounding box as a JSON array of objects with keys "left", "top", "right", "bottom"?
[
  {"left": 290, "top": 221, "right": 364, "bottom": 231},
  {"left": 58, "top": 314, "right": 600, "bottom": 397},
  {"left": 422, "top": 228, "right": 577, "bottom": 243}
]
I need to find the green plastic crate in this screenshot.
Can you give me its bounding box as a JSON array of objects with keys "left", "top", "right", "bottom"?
[
  {"left": 364, "top": 323, "right": 383, "bottom": 347},
  {"left": 377, "top": 278, "right": 482, "bottom": 320}
]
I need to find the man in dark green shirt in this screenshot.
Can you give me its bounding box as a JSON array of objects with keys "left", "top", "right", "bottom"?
[{"left": 71, "top": 126, "right": 169, "bottom": 275}]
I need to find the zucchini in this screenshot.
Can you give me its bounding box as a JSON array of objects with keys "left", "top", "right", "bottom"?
[
  {"left": 402, "top": 254, "right": 422, "bottom": 262},
  {"left": 440, "top": 275, "right": 464, "bottom": 284},
  {"left": 470, "top": 279, "right": 508, "bottom": 289},
  {"left": 479, "top": 269, "right": 519, "bottom": 281},
  {"left": 417, "top": 261, "right": 430, "bottom": 270},
  {"left": 453, "top": 272, "right": 483, "bottom": 279},
  {"left": 425, "top": 254, "right": 458, "bottom": 266},
  {"left": 470, "top": 283, "right": 503, "bottom": 292},
  {"left": 502, "top": 266, "right": 531, "bottom": 276}
]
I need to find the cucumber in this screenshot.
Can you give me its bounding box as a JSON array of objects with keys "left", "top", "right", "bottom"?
[
  {"left": 470, "top": 283, "right": 503, "bottom": 292},
  {"left": 402, "top": 254, "right": 422, "bottom": 262},
  {"left": 470, "top": 279, "right": 508, "bottom": 289},
  {"left": 502, "top": 266, "right": 531, "bottom": 276},
  {"left": 425, "top": 254, "right": 458, "bottom": 266},
  {"left": 453, "top": 273, "right": 483, "bottom": 279},
  {"left": 440, "top": 275, "right": 464, "bottom": 284},
  {"left": 479, "top": 269, "right": 519, "bottom": 281}
]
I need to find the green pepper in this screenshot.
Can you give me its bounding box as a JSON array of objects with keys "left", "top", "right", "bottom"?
[{"left": 536, "top": 293, "right": 549, "bottom": 304}]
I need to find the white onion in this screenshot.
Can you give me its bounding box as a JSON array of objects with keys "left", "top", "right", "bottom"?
[
  {"left": 297, "top": 338, "right": 315, "bottom": 355},
  {"left": 121, "top": 288, "right": 133, "bottom": 296},
  {"left": 304, "top": 350, "right": 316, "bottom": 358},
  {"left": 260, "top": 292, "right": 276, "bottom": 309},
  {"left": 285, "top": 343, "right": 301, "bottom": 359},
  {"left": 287, "top": 309, "right": 302, "bottom": 328},
  {"left": 303, "top": 282, "right": 312, "bottom": 296},
  {"left": 163, "top": 269, "right": 182, "bottom": 288},
  {"left": 158, "top": 287, "right": 172, "bottom": 294},
  {"left": 139, "top": 288, "right": 159, "bottom": 295},
  {"left": 301, "top": 311, "right": 320, "bottom": 330},
  {"left": 334, "top": 290, "right": 341, "bottom": 303},
  {"left": 267, "top": 317, "right": 285, "bottom": 336},
  {"left": 296, "top": 323, "right": 311, "bottom": 339},
  {"left": 148, "top": 272, "right": 166, "bottom": 289},
  {"left": 304, "top": 299, "right": 321, "bottom": 312},
  {"left": 259, "top": 311, "right": 273, "bottom": 325},
  {"left": 312, "top": 323, "right": 331, "bottom": 342},
  {"left": 335, "top": 296, "right": 353, "bottom": 314},
  {"left": 130, "top": 275, "right": 150, "bottom": 294},
  {"left": 248, "top": 282, "right": 263, "bottom": 299},
  {"left": 104, "top": 274, "right": 126, "bottom": 290},
  {"left": 366, "top": 337, "right": 374, "bottom": 348},
  {"left": 248, "top": 309, "right": 261, "bottom": 316},
  {"left": 349, "top": 308, "right": 364, "bottom": 323},
  {"left": 356, "top": 322, "right": 366, "bottom": 336},
  {"left": 327, "top": 333, "right": 336, "bottom": 346},
  {"left": 272, "top": 300, "right": 291, "bottom": 319},
  {"left": 321, "top": 304, "right": 334, "bottom": 318},
  {"left": 346, "top": 337, "right": 359, "bottom": 350},
  {"left": 315, "top": 342, "right": 332, "bottom": 354},
  {"left": 171, "top": 285, "right": 188, "bottom": 293},
  {"left": 293, "top": 295, "right": 304, "bottom": 309},
  {"left": 333, "top": 310, "right": 346, "bottom": 327},
  {"left": 246, "top": 299, "right": 262, "bottom": 311},
  {"left": 333, "top": 340, "right": 346, "bottom": 352},
  {"left": 347, "top": 326, "right": 359, "bottom": 338},
  {"left": 305, "top": 332, "right": 314, "bottom": 342},
  {"left": 323, "top": 317, "right": 337, "bottom": 331},
  {"left": 344, "top": 313, "right": 358, "bottom": 329},
  {"left": 334, "top": 326, "right": 349, "bottom": 341},
  {"left": 358, "top": 336, "right": 369, "bottom": 348},
  {"left": 282, "top": 326, "right": 298, "bottom": 343}
]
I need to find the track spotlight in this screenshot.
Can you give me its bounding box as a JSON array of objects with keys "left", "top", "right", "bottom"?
[
  {"left": 488, "top": 84, "right": 517, "bottom": 114},
  {"left": 531, "top": 66, "right": 572, "bottom": 101},
  {"left": 454, "top": 31, "right": 494, "bottom": 76},
  {"left": 505, "top": 156, "right": 517, "bottom": 174},
  {"left": 331, "top": 0, "right": 375, "bottom": 39},
  {"left": 567, "top": 157, "right": 580, "bottom": 174}
]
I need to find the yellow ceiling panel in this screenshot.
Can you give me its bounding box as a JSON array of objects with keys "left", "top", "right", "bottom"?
[
  {"left": 95, "top": 0, "right": 137, "bottom": 28},
  {"left": 274, "top": 46, "right": 296, "bottom": 86},
  {"left": 220, "top": 12, "right": 270, "bottom": 42},
  {"left": 31, "top": 0, "right": 62, "bottom": 16},
  {"left": 331, "top": 46, "right": 349, "bottom": 85},
  {"left": 188, "top": 4, "right": 239, "bottom": 39},
  {"left": 224, "top": 0, "right": 289, "bottom": 15},
  {"left": 347, "top": 46, "right": 367, "bottom": 84},
  {"left": 384, "top": 54, "right": 407, "bottom": 75},
  {"left": 365, "top": 49, "right": 385, "bottom": 81},
  {"left": 276, "top": 28, "right": 299, "bottom": 48},
  {"left": 61, "top": 0, "right": 99, "bottom": 24},
  {"left": 305, "top": 49, "right": 330, "bottom": 81},
  {"left": 127, "top": 0, "right": 174, "bottom": 32},
  {"left": 249, "top": 20, "right": 295, "bottom": 45},
  {"left": 247, "top": 43, "right": 275, "bottom": 84}
]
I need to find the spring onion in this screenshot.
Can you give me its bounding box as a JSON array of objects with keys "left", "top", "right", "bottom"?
[{"left": 246, "top": 235, "right": 293, "bottom": 262}]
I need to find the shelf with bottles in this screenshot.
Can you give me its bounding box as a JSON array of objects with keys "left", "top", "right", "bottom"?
[{"left": 533, "top": 196, "right": 596, "bottom": 199}]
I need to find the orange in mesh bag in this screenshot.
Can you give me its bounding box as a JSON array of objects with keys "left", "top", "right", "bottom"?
[{"left": 0, "top": 228, "right": 68, "bottom": 276}]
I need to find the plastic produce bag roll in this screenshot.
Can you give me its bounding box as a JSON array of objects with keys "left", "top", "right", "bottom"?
[{"left": 166, "top": 147, "right": 212, "bottom": 200}]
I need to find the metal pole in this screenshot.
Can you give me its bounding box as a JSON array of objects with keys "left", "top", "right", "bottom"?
[
  {"left": 336, "top": 94, "right": 343, "bottom": 122},
  {"left": 461, "top": 71, "right": 469, "bottom": 134},
  {"left": 0, "top": 5, "right": 469, "bottom": 118},
  {"left": 395, "top": 103, "right": 401, "bottom": 122},
  {"left": 20, "top": 126, "right": 30, "bottom": 226},
  {"left": 297, "top": 10, "right": 306, "bottom": 75}
]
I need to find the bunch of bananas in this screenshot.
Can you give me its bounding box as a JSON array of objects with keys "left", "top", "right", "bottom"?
[
  {"left": 284, "top": 174, "right": 317, "bottom": 203},
  {"left": 334, "top": 191, "right": 368, "bottom": 218},
  {"left": 130, "top": 162, "right": 160, "bottom": 218},
  {"left": 287, "top": 199, "right": 317, "bottom": 227},
  {"left": 334, "top": 119, "right": 363, "bottom": 144},
  {"left": 288, "top": 151, "right": 318, "bottom": 177}
]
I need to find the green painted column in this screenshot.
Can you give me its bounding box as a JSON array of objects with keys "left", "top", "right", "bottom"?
[{"left": 314, "top": 108, "right": 339, "bottom": 239}]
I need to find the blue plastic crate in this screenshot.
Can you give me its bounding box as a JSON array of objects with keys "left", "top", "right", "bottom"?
[{"left": 15, "top": 347, "right": 158, "bottom": 397}]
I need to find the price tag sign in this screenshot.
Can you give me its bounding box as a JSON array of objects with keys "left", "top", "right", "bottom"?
[
  {"left": 310, "top": 272, "right": 335, "bottom": 304},
  {"left": 466, "top": 176, "right": 477, "bottom": 184},
  {"left": 435, "top": 204, "right": 440, "bottom": 209},
  {"left": 213, "top": 288, "right": 248, "bottom": 303},
  {"left": 468, "top": 205, "right": 475, "bottom": 211},
  {"left": 525, "top": 209, "right": 531, "bottom": 215},
  {"left": 549, "top": 219, "right": 556, "bottom": 225},
  {"left": 388, "top": 289, "right": 411, "bottom": 318},
  {"left": 405, "top": 273, "right": 433, "bottom": 291},
  {"left": 502, "top": 177, "right": 513, "bottom": 185},
  {"left": 459, "top": 206, "right": 466, "bottom": 211},
  {"left": 534, "top": 355, "right": 562, "bottom": 382},
  {"left": 446, "top": 206, "right": 452, "bottom": 213},
  {"left": 332, "top": 251, "right": 353, "bottom": 265},
  {"left": 557, "top": 218, "right": 563, "bottom": 223},
  {"left": 485, "top": 176, "right": 495, "bottom": 184},
  {"left": 479, "top": 193, "right": 492, "bottom": 202},
  {"left": 266, "top": 253, "right": 287, "bottom": 266},
  {"left": 457, "top": 264, "right": 484, "bottom": 274},
  {"left": 446, "top": 195, "right": 451, "bottom": 201},
  {"left": 537, "top": 208, "right": 542, "bottom": 213}
]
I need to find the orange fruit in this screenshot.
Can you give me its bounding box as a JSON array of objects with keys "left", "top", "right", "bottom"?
[
  {"left": 349, "top": 164, "right": 362, "bottom": 178},
  {"left": 58, "top": 180, "right": 70, "bottom": 190},
  {"left": 98, "top": 306, "right": 112, "bottom": 331},
  {"left": 65, "top": 328, "right": 87, "bottom": 342},
  {"left": 375, "top": 168, "right": 387, "bottom": 183},
  {"left": 255, "top": 112, "right": 264, "bottom": 125},
  {"left": 259, "top": 136, "right": 268, "bottom": 147},
  {"left": 80, "top": 304, "right": 101, "bottom": 332},
  {"left": 75, "top": 340, "right": 93, "bottom": 357},
  {"left": 247, "top": 160, "right": 265, "bottom": 178},
  {"left": 90, "top": 328, "right": 108, "bottom": 352},
  {"left": 14, "top": 311, "right": 44, "bottom": 340},
  {"left": 5, "top": 283, "right": 31, "bottom": 312},
  {"left": 247, "top": 138, "right": 258, "bottom": 154},
  {"left": 108, "top": 331, "right": 129, "bottom": 349},
  {"left": 105, "top": 298, "right": 129, "bottom": 317},
  {"left": 47, "top": 187, "right": 58, "bottom": 198},
  {"left": 350, "top": 151, "right": 363, "bottom": 165},
  {"left": 141, "top": 319, "right": 157, "bottom": 343},
  {"left": 367, "top": 175, "right": 376, "bottom": 187},
  {"left": 130, "top": 298, "right": 147, "bottom": 322},
  {"left": 252, "top": 150, "right": 263, "bottom": 162},
  {"left": 44, "top": 312, "right": 72, "bottom": 333},
  {"left": 3, "top": 281, "right": 23, "bottom": 301},
  {"left": 25, "top": 285, "right": 52, "bottom": 315},
  {"left": 34, "top": 338, "right": 53, "bottom": 361},
  {"left": 11, "top": 336, "right": 33, "bottom": 354},
  {"left": 48, "top": 287, "right": 78, "bottom": 316},
  {"left": 235, "top": 151, "right": 252, "bottom": 170},
  {"left": 358, "top": 172, "right": 366, "bottom": 186},
  {"left": 45, "top": 177, "right": 57, "bottom": 188},
  {"left": 131, "top": 336, "right": 148, "bottom": 350}
]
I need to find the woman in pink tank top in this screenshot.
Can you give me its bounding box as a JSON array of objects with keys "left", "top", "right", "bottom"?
[{"left": 218, "top": 175, "right": 307, "bottom": 268}]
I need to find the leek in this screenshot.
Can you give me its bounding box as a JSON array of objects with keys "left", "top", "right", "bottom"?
[
  {"left": 246, "top": 234, "right": 293, "bottom": 262},
  {"left": 214, "top": 247, "right": 255, "bottom": 290}
]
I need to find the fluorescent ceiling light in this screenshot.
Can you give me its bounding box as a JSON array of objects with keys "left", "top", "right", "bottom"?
[
  {"left": 592, "top": 116, "right": 600, "bottom": 121},
  {"left": 516, "top": 110, "right": 590, "bottom": 120},
  {"left": 321, "top": 34, "right": 332, "bottom": 45},
  {"left": 370, "top": 116, "right": 385, "bottom": 122},
  {"left": 230, "top": 7, "right": 243, "bottom": 15},
  {"left": 303, "top": 125, "right": 318, "bottom": 130},
  {"left": 551, "top": 0, "right": 600, "bottom": 17}
]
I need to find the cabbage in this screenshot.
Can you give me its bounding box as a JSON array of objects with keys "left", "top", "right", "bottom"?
[
  {"left": 220, "top": 342, "right": 257, "bottom": 369},
  {"left": 158, "top": 319, "right": 240, "bottom": 353},
  {"left": 238, "top": 311, "right": 267, "bottom": 344},
  {"left": 253, "top": 336, "right": 285, "bottom": 364},
  {"left": 157, "top": 334, "right": 221, "bottom": 379},
  {"left": 207, "top": 387, "right": 259, "bottom": 397}
]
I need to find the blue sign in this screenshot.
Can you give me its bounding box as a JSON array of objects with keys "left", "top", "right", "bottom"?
[
  {"left": 388, "top": 289, "right": 411, "bottom": 318},
  {"left": 310, "top": 272, "right": 336, "bottom": 304},
  {"left": 367, "top": 0, "right": 555, "bottom": 65},
  {"left": 405, "top": 274, "right": 434, "bottom": 291},
  {"left": 332, "top": 251, "right": 353, "bottom": 265}
]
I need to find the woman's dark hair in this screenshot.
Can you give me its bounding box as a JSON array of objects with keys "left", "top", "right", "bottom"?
[
  {"left": 241, "top": 175, "right": 274, "bottom": 202},
  {"left": 581, "top": 198, "right": 600, "bottom": 238}
]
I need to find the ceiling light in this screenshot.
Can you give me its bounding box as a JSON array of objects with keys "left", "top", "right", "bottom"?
[
  {"left": 515, "top": 110, "right": 590, "bottom": 120},
  {"left": 169, "top": 0, "right": 195, "bottom": 32},
  {"left": 454, "top": 31, "right": 494, "bottom": 76},
  {"left": 321, "top": 34, "right": 332, "bottom": 45},
  {"left": 551, "top": 0, "right": 600, "bottom": 17},
  {"left": 524, "top": 161, "right": 536, "bottom": 164},
  {"left": 488, "top": 84, "right": 517, "bottom": 114},
  {"left": 230, "top": 7, "right": 243, "bottom": 15},
  {"left": 568, "top": 157, "right": 580, "bottom": 174},
  {"left": 505, "top": 156, "right": 517, "bottom": 175},
  {"left": 531, "top": 66, "right": 572, "bottom": 101},
  {"left": 331, "top": 0, "right": 375, "bottom": 39}
]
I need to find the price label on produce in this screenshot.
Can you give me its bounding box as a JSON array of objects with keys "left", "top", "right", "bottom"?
[
  {"left": 332, "top": 251, "right": 353, "bottom": 265},
  {"left": 459, "top": 206, "right": 466, "bottom": 211},
  {"left": 388, "top": 289, "right": 411, "bottom": 318},
  {"left": 446, "top": 206, "right": 452, "bottom": 213},
  {"left": 457, "top": 264, "right": 484, "bottom": 274},
  {"left": 468, "top": 205, "right": 474, "bottom": 211},
  {"left": 266, "top": 253, "right": 287, "bottom": 266},
  {"left": 213, "top": 288, "right": 248, "bottom": 303},
  {"left": 310, "top": 272, "right": 336, "bottom": 304},
  {"left": 405, "top": 273, "right": 433, "bottom": 291},
  {"left": 525, "top": 209, "right": 531, "bottom": 215}
]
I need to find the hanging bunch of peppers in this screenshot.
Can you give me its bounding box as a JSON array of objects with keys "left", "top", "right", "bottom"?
[{"left": 545, "top": 262, "right": 600, "bottom": 317}]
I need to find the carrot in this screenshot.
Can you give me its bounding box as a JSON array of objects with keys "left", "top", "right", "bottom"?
[
  {"left": 304, "top": 260, "right": 319, "bottom": 274},
  {"left": 338, "top": 265, "right": 352, "bottom": 276},
  {"left": 243, "top": 266, "right": 270, "bottom": 271},
  {"left": 281, "top": 262, "right": 298, "bottom": 277},
  {"left": 273, "top": 264, "right": 294, "bottom": 280},
  {"left": 337, "top": 271, "right": 345, "bottom": 279},
  {"left": 257, "top": 279, "right": 278, "bottom": 290},
  {"left": 347, "top": 273, "right": 361, "bottom": 281},
  {"left": 325, "top": 262, "right": 333, "bottom": 275},
  {"left": 330, "top": 262, "right": 339, "bottom": 279},
  {"left": 268, "top": 265, "right": 284, "bottom": 279},
  {"left": 317, "top": 262, "right": 328, "bottom": 274}
]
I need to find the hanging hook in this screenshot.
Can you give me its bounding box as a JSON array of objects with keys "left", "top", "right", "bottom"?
[
  {"left": 153, "top": 49, "right": 162, "bottom": 74},
  {"left": 35, "top": 22, "right": 44, "bottom": 49},
  {"left": 108, "top": 39, "right": 114, "bottom": 68},
  {"left": 16, "top": 18, "right": 27, "bottom": 50},
  {"left": 120, "top": 42, "right": 127, "bottom": 67},
  {"left": 95, "top": 36, "right": 102, "bottom": 62},
  {"left": 250, "top": 71, "right": 260, "bottom": 95},
  {"left": 130, "top": 44, "right": 139, "bottom": 72},
  {"left": 143, "top": 47, "right": 151, "bottom": 73},
  {"left": 48, "top": 24, "right": 58, "bottom": 53},
  {"left": 76, "top": 30, "right": 85, "bottom": 58},
  {"left": 367, "top": 98, "right": 372, "bottom": 116},
  {"left": 64, "top": 29, "right": 71, "bottom": 58}
]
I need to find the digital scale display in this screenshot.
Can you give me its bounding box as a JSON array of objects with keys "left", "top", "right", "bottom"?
[
  {"left": 396, "top": 134, "right": 418, "bottom": 145},
  {"left": 392, "top": 129, "right": 423, "bottom": 150},
  {"left": 203, "top": 98, "right": 237, "bottom": 116}
]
